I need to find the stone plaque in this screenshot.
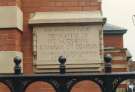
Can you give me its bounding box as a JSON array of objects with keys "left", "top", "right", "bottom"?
[{"left": 33, "top": 25, "right": 103, "bottom": 66}]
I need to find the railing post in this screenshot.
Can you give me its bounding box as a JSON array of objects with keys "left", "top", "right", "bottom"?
[
  {"left": 58, "top": 56, "right": 68, "bottom": 92},
  {"left": 14, "top": 56, "right": 22, "bottom": 74},
  {"left": 104, "top": 54, "right": 112, "bottom": 73},
  {"left": 103, "top": 77, "right": 115, "bottom": 92},
  {"left": 58, "top": 56, "right": 66, "bottom": 74},
  {"left": 13, "top": 56, "right": 23, "bottom": 92},
  {"left": 104, "top": 54, "right": 115, "bottom": 92}
]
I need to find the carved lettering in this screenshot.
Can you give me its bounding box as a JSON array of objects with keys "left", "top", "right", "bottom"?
[{"left": 34, "top": 25, "right": 102, "bottom": 65}]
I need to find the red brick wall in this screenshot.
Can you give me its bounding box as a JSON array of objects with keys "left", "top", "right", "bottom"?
[
  {"left": 71, "top": 80, "right": 101, "bottom": 92},
  {"left": 0, "top": 29, "right": 22, "bottom": 51},
  {"left": 22, "top": 0, "right": 101, "bottom": 13},
  {"left": 104, "top": 35, "right": 123, "bottom": 48},
  {"left": 104, "top": 48, "right": 128, "bottom": 72},
  {"left": 0, "top": 0, "right": 21, "bottom": 7},
  {"left": 25, "top": 81, "right": 56, "bottom": 92},
  {"left": 0, "top": 80, "right": 102, "bottom": 92},
  {"left": 25, "top": 81, "right": 101, "bottom": 92},
  {"left": 0, "top": 0, "right": 16, "bottom": 6},
  {"left": 0, "top": 82, "right": 10, "bottom": 92}
]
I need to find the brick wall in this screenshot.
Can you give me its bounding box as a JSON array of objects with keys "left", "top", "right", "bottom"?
[
  {"left": 71, "top": 80, "right": 101, "bottom": 92},
  {"left": 104, "top": 48, "right": 128, "bottom": 72},
  {"left": 104, "top": 34, "right": 127, "bottom": 72},
  {"left": 25, "top": 81, "right": 56, "bottom": 92},
  {"left": 0, "top": 0, "right": 21, "bottom": 7},
  {"left": 22, "top": 0, "right": 101, "bottom": 13},
  {"left": 25, "top": 81, "right": 101, "bottom": 92},
  {"left": 0, "top": 0, "right": 16, "bottom": 6},
  {"left": 104, "top": 35, "right": 123, "bottom": 48},
  {"left": 0, "top": 82, "right": 10, "bottom": 92},
  {"left": 0, "top": 29, "right": 22, "bottom": 51}
]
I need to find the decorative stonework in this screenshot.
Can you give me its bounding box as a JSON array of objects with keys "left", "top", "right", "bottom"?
[
  {"left": 33, "top": 25, "right": 104, "bottom": 73},
  {"left": 0, "top": 6, "right": 23, "bottom": 31},
  {"left": 30, "top": 11, "right": 105, "bottom": 73},
  {"left": 29, "top": 11, "right": 105, "bottom": 24},
  {"left": 33, "top": 25, "right": 102, "bottom": 65}
]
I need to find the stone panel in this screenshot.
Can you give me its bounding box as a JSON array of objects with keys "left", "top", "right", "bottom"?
[
  {"left": 0, "top": 51, "right": 23, "bottom": 73},
  {"left": 0, "top": 6, "right": 23, "bottom": 31},
  {"left": 34, "top": 25, "right": 101, "bottom": 64},
  {"left": 33, "top": 25, "right": 103, "bottom": 73}
]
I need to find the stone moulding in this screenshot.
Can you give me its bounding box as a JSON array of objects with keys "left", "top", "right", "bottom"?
[{"left": 29, "top": 11, "right": 106, "bottom": 25}]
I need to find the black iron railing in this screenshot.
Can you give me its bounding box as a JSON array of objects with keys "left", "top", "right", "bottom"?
[{"left": 0, "top": 55, "right": 134, "bottom": 92}]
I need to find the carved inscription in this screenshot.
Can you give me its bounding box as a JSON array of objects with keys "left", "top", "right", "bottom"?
[{"left": 34, "top": 25, "right": 102, "bottom": 65}]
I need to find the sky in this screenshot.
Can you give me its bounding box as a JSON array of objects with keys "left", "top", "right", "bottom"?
[{"left": 102, "top": 0, "right": 135, "bottom": 60}]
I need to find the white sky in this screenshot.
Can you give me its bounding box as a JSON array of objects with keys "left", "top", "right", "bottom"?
[{"left": 102, "top": 0, "right": 135, "bottom": 60}]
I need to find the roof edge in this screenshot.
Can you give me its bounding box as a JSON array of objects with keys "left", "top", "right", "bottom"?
[{"left": 103, "top": 29, "right": 127, "bottom": 35}]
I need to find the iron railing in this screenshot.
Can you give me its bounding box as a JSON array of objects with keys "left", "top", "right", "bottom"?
[{"left": 0, "top": 55, "right": 134, "bottom": 92}]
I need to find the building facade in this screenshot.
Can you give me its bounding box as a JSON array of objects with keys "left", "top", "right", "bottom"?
[{"left": 0, "top": 0, "right": 129, "bottom": 92}]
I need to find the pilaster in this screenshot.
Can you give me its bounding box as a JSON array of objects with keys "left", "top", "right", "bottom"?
[{"left": 0, "top": 0, "right": 23, "bottom": 73}]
